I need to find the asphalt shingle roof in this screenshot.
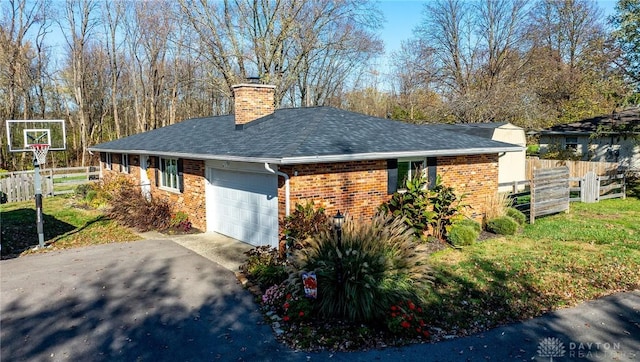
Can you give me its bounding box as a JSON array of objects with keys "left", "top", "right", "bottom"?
[
  {"left": 540, "top": 107, "right": 640, "bottom": 135},
  {"left": 89, "top": 107, "right": 522, "bottom": 164}
]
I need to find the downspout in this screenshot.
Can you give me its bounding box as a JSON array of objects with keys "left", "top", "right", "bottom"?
[{"left": 265, "top": 163, "right": 290, "bottom": 217}]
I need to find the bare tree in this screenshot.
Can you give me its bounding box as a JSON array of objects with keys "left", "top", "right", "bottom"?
[
  {"left": 415, "top": 0, "right": 478, "bottom": 97},
  {"left": 102, "top": 0, "right": 124, "bottom": 138},
  {"left": 60, "top": 0, "right": 101, "bottom": 166},
  {"left": 177, "top": 0, "right": 382, "bottom": 108},
  {"left": 0, "top": 0, "right": 51, "bottom": 169}
]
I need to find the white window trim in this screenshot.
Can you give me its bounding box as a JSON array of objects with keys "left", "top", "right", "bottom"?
[
  {"left": 159, "top": 157, "right": 181, "bottom": 192},
  {"left": 121, "top": 154, "right": 129, "bottom": 174},
  {"left": 105, "top": 152, "right": 112, "bottom": 170}
]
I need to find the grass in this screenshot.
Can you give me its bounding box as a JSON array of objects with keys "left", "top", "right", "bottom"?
[
  {"left": 424, "top": 198, "right": 640, "bottom": 336},
  {"left": 1, "top": 195, "right": 140, "bottom": 259}
]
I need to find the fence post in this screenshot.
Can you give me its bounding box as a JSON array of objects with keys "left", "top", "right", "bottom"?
[{"left": 529, "top": 177, "right": 535, "bottom": 224}]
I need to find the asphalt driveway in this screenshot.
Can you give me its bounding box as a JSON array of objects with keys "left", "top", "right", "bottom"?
[
  {"left": 0, "top": 239, "right": 303, "bottom": 361},
  {"left": 1, "top": 239, "right": 639, "bottom": 361}
]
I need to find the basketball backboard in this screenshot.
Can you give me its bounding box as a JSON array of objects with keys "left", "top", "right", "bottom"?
[{"left": 6, "top": 120, "right": 67, "bottom": 152}]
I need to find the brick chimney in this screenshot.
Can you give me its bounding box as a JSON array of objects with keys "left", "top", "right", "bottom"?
[{"left": 232, "top": 83, "right": 276, "bottom": 127}]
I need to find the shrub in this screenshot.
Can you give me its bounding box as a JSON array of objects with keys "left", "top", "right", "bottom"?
[
  {"left": 447, "top": 224, "right": 479, "bottom": 246},
  {"left": 486, "top": 216, "right": 519, "bottom": 235},
  {"left": 288, "top": 214, "right": 433, "bottom": 323},
  {"left": 456, "top": 218, "right": 482, "bottom": 233},
  {"left": 79, "top": 174, "right": 131, "bottom": 209},
  {"left": 380, "top": 171, "right": 434, "bottom": 239},
  {"left": 281, "top": 201, "right": 328, "bottom": 250},
  {"left": 106, "top": 182, "right": 173, "bottom": 232},
  {"left": 243, "top": 246, "right": 289, "bottom": 287},
  {"left": 73, "top": 183, "right": 94, "bottom": 199},
  {"left": 506, "top": 207, "right": 526, "bottom": 225}
]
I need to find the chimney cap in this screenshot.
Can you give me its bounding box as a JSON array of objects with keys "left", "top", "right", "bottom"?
[{"left": 231, "top": 83, "right": 276, "bottom": 90}]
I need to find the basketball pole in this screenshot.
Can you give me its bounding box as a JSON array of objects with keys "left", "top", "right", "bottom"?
[{"left": 33, "top": 156, "right": 45, "bottom": 249}]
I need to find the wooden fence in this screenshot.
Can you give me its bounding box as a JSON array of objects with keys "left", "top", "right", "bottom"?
[
  {"left": 501, "top": 166, "right": 626, "bottom": 223},
  {"left": 526, "top": 158, "right": 618, "bottom": 180},
  {"left": 0, "top": 166, "right": 99, "bottom": 204},
  {"left": 530, "top": 167, "right": 570, "bottom": 224}
]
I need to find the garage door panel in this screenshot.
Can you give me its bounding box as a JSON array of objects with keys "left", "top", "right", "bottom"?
[{"left": 206, "top": 168, "right": 278, "bottom": 247}]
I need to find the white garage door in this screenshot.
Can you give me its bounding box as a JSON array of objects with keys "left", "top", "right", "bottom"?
[{"left": 206, "top": 168, "right": 278, "bottom": 247}]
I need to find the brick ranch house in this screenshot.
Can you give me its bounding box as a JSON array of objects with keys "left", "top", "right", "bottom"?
[{"left": 89, "top": 84, "right": 523, "bottom": 248}]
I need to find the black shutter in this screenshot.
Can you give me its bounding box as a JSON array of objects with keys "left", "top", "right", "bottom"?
[
  {"left": 427, "top": 157, "right": 437, "bottom": 189},
  {"left": 387, "top": 159, "right": 398, "bottom": 194},
  {"left": 100, "top": 152, "right": 106, "bottom": 163},
  {"left": 155, "top": 156, "right": 160, "bottom": 187},
  {"left": 177, "top": 158, "right": 184, "bottom": 193}
]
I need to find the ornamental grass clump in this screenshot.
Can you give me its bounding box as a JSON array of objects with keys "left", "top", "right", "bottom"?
[{"left": 288, "top": 214, "right": 433, "bottom": 324}]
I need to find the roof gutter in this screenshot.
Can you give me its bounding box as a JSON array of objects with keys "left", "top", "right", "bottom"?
[
  {"left": 277, "top": 146, "right": 523, "bottom": 165},
  {"left": 265, "top": 163, "right": 290, "bottom": 218},
  {"left": 87, "top": 146, "right": 523, "bottom": 166}
]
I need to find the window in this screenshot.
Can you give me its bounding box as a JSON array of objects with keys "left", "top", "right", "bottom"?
[
  {"left": 160, "top": 157, "right": 182, "bottom": 191},
  {"left": 397, "top": 160, "right": 425, "bottom": 190},
  {"left": 120, "top": 154, "right": 129, "bottom": 174},
  {"left": 388, "top": 157, "right": 437, "bottom": 194},
  {"left": 105, "top": 153, "right": 112, "bottom": 170},
  {"left": 565, "top": 137, "right": 578, "bottom": 151}
]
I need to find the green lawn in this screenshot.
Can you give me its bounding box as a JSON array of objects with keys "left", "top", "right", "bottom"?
[
  {"left": 1, "top": 195, "right": 140, "bottom": 258},
  {"left": 424, "top": 198, "right": 640, "bottom": 335}
]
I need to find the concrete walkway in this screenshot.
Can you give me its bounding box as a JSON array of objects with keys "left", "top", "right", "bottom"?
[{"left": 138, "top": 231, "right": 254, "bottom": 272}]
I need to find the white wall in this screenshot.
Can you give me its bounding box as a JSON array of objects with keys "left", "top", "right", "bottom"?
[{"left": 494, "top": 124, "right": 527, "bottom": 192}]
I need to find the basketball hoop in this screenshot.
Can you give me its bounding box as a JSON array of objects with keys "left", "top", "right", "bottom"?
[{"left": 29, "top": 144, "right": 50, "bottom": 167}]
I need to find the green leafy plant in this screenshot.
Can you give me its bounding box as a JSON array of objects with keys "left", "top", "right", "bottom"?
[
  {"left": 506, "top": 207, "right": 526, "bottom": 225},
  {"left": 386, "top": 300, "right": 430, "bottom": 339},
  {"left": 282, "top": 201, "right": 329, "bottom": 250},
  {"left": 169, "top": 211, "right": 192, "bottom": 232},
  {"left": 242, "top": 246, "right": 289, "bottom": 287},
  {"left": 380, "top": 170, "right": 434, "bottom": 239},
  {"left": 428, "top": 175, "right": 467, "bottom": 240},
  {"left": 486, "top": 216, "right": 519, "bottom": 235},
  {"left": 447, "top": 223, "right": 479, "bottom": 246},
  {"left": 282, "top": 291, "right": 313, "bottom": 323},
  {"left": 288, "top": 214, "right": 433, "bottom": 323}
]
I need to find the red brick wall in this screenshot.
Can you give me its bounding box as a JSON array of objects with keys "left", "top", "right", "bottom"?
[
  {"left": 101, "top": 153, "right": 207, "bottom": 231},
  {"left": 277, "top": 160, "right": 391, "bottom": 221},
  {"left": 100, "top": 152, "right": 498, "bottom": 236},
  {"left": 437, "top": 154, "right": 499, "bottom": 220},
  {"left": 277, "top": 155, "right": 499, "bottom": 224},
  {"left": 232, "top": 84, "right": 276, "bottom": 125}
]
